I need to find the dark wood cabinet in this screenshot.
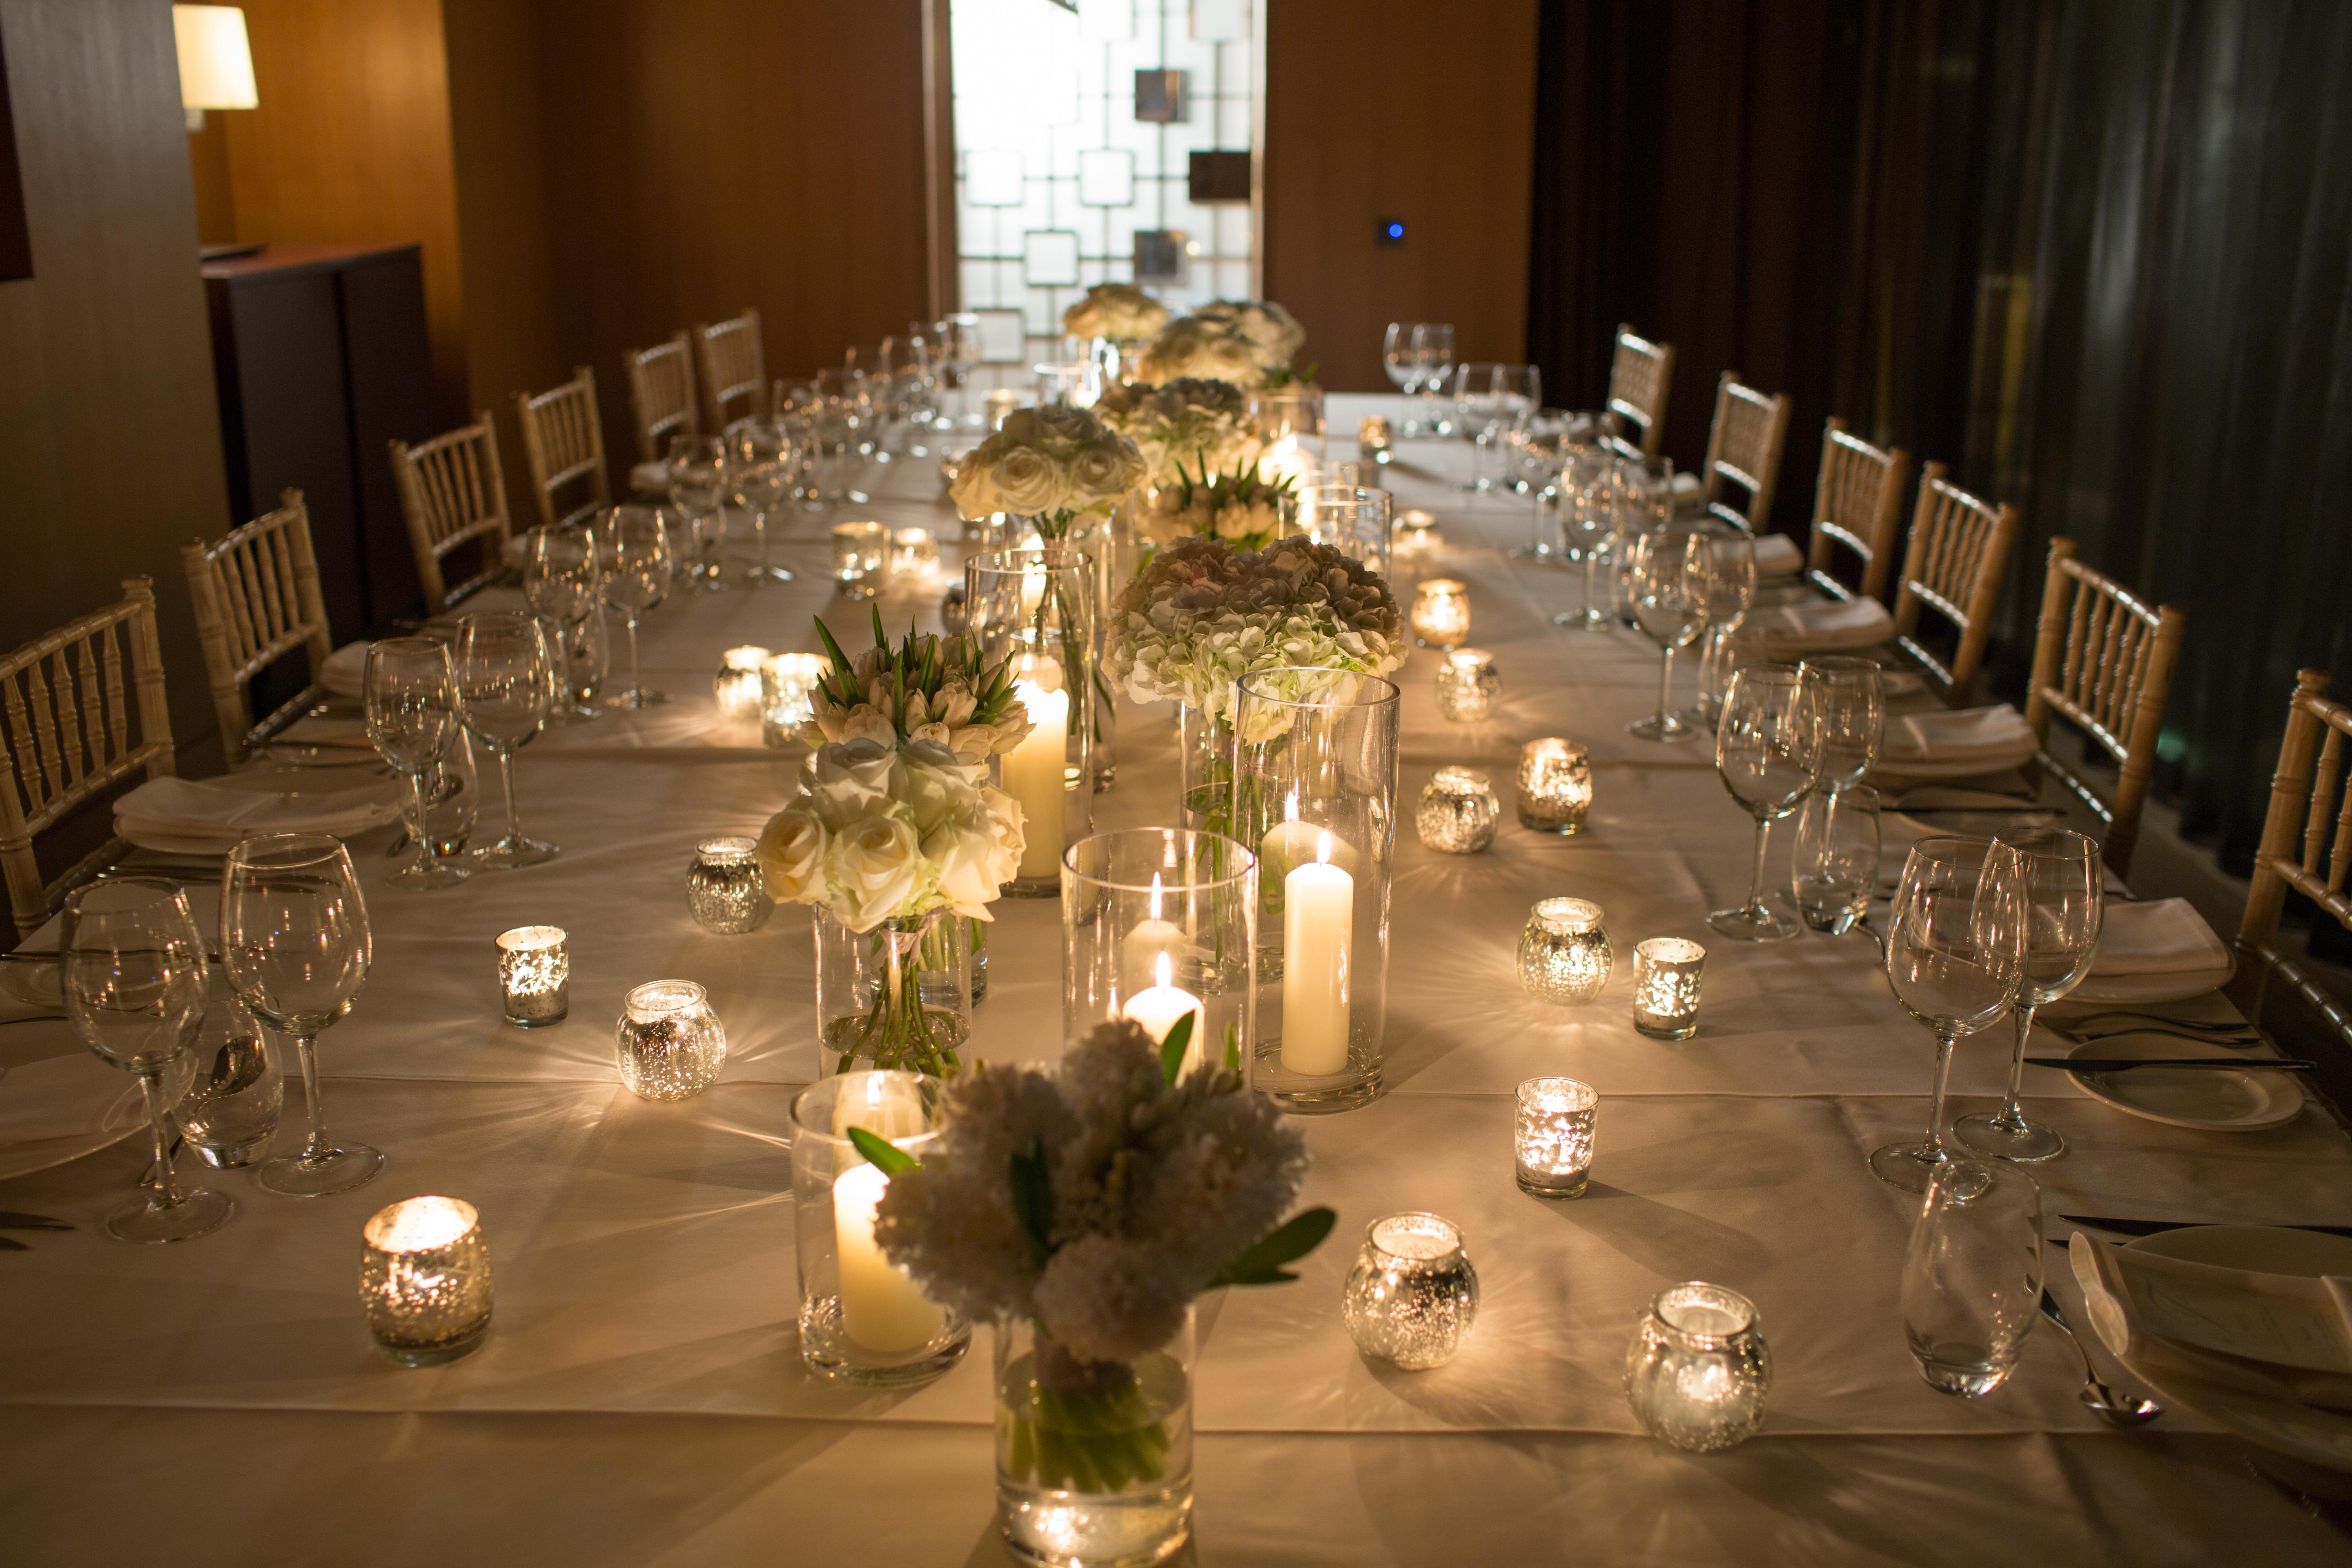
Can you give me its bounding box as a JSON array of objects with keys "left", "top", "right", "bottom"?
[{"left": 203, "top": 243, "right": 441, "bottom": 635}]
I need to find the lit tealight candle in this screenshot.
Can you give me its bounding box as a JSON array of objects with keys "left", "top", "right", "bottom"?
[
  {"left": 1633, "top": 938, "right": 1706, "bottom": 1040},
  {"left": 1002, "top": 659, "right": 1069, "bottom": 891},
  {"left": 1517, "top": 898, "right": 1613, "bottom": 1004},
  {"left": 1518, "top": 737, "right": 1594, "bottom": 834},
  {"left": 1280, "top": 830, "right": 1354, "bottom": 1076},
  {"left": 1515, "top": 1076, "right": 1599, "bottom": 1199},
  {"left": 714, "top": 646, "right": 771, "bottom": 719},
  {"left": 1123, "top": 952, "right": 1207, "bottom": 1076},
  {"left": 360, "top": 1196, "right": 493, "bottom": 1365},
  {"left": 1412, "top": 578, "right": 1470, "bottom": 648},
  {"left": 1435, "top": 648, "right": 1499, "bottom": 722},
  {"left": 495, "top": 925, "right": 568, "bottom": 1027},
  {"left": 832, "top": 1161, "right": 947, "bottom": 1353}
]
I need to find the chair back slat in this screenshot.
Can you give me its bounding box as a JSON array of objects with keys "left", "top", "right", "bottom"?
[
  {"left": 1602, "top": 324, "right": 1674, "bottom": 460},
  {"left": 1700, "top": 373, "right": 1792, "bottom": 534},
  {"left": 693, "top": 308, "right": 768, "bottom": 432},
  {"left": 626, "top": 332, "right": 701, "bottom": 464},
  {"left": 2231, "top": 671, "right": 2352, "bottom": 1036},
  {"left": 2307, "top": 729, "right": 2344, "bottom": 885},
  {"left": 517, "top": 367, "right": 612, "bottom": 531},
  {"left": 1805, "top": 419, "right": 1911, "bottom": 603},
  {"left": 1891, "top": 464, "right": 2019, "bottom": 702},
  {"left": 0, "top": 579, "right": 178, "bottom": 935},
  {"left": 182, "top": 490, "right": 336, "bottom": 760},
  {"left": 389, "top": 413, "right": 512, "bottom": 615}
]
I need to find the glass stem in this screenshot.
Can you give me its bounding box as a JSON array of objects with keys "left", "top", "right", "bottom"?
[
  {"left": 1656, "top": 646, "right": 1676, "bottom": 728},
  {"left": 624, "top": 610, "right": 645, "bottom": 702},
  {"left": 138, "top": 1069, "right": 183, "bottom": 1205},
  {"left": 1998, "top": 1003, "right": 2037, "bottom": 1126},
  {"left": 409, "top": 768, "right": 434, "bottom": 868},
  {"left": 754, "top": 507, "right": 772, "bottom": 580},
  {"left": 1746, "top": 813, "right": 1774, "bottom": 915},
  {"left": 294, "top": 1033, "right": 330, "bottom": 1162},
  {"left": 1925, "top": 1028, "right": 1959, "bottom": 1158},
  {"left": 496, "top": 750, "right": 522, "bottom": 844},
  {"left": 1581, "top": 551, "right": 1597, "bottom": 617}
]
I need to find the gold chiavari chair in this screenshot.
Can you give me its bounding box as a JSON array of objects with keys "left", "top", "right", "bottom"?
[
  {"left": 1600, "top": 324, "right": 1674, "bottom": 462},
  {"left": 2230, "top": 670, "right": 2352, "bottom": 1046},
  {"left": 388, "top": 413, "right": 514, "bottom": 616},
  {"left": 1698, "top": 373, "right": 1792, "bottom": 534},
  {"left": 0, "top": 579, "right": 176, "bottom": 937},
  {"left": 182, "top": 490, "right": 335, "bottom": 762},
  {"left": 625, "top": 332, "right": 701, "bottom": 465},
  {"left": 1805, "top": 418, "right": 1911, "bottom": 602},
  {"left": 516, "top": 366, "right": 612, "bottom": 531},
  {"left": 2021, "top": 538, "right": 2187, "bottom": 877},
  {"left": 1890, "top": 466, "right": 2018, "bottom": 703},
  {"left": 693, "top": 307, "right": 768, "bottom": 432}
]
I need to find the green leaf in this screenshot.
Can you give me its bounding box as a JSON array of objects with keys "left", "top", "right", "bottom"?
[
  {"left": 846, "top": 1125, "right": 917, "bottom": 1176},
  {"left": 1209, "top": 1206, "right": 1336, "bottom": 1288},
  {"left": 870, "top": 603, "right": 889, "bottom": 651},
  {"left": 1009, "top": 1137, "right": 1055, "bottom": 1268},
  {"left": 1158, "top": 1013, "right": 1194, "bottom": 1085},
  {"left": 1223, "top": 1020, "right": 1241, "bottom": 1072},
  {"left": 813, "top": 615, "right": 855, "bottom": 676}
]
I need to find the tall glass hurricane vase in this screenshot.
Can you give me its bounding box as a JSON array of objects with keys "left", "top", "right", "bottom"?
[
  {"left": 966, "top": 547, "right": 1096, "bottom": 898},
  {"left": 814, "top": 909, "right": 973, "bottom": 1078},
  {"left": 1953, "top": 829, "right": 2102, "bottom": 1163},
  {"left": 1176, "top": 700, "right": 1236, "bottom": 837},
  {"left": 1232, "top": 669, "right": 1400, "bottom": 1113}
]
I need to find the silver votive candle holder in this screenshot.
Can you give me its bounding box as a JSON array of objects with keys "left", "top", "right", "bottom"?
[
  {"left": 1411, "top": 577, "right": 1470, "bottom": 649},
  {"left": 1517, "top": 737, "right": 1593, "bottom": 834},
  {"left": 1416, "top": 766, "right": 1500, "bottom": 853},
  {"left": 359, "top": 1196, "right": 493, "bottom": 1366},
  {"left": 761, "top": 651, "right": 829, "bottom": 748},
  {"left": 1395, "top": 508, "right": 1441, "bottom": 559},
  {"left": 616, "top": 979, "right": 728, "bottom": 1101},
  {"left": 1515, "top": 1076, "right": 1599, "bottom": 1198},
  {"left": 1518, "top": 897, "right": 1613, "bottom": 1004},
  {"left": 831, "top": 520, "right": 889, "bottom": 599},
  {"left": 1435, "top": 648, "right": 1499, "bottom": 722},
  {"left": 889, "top": 528, "right": 940, "bottom": 581},
  {"left": 1358, "top": 414, "right": 1394, "bottom": 465},
  {"left": 1625, "top": 1282, "right": 1772, "bottom": 1452},
  {"left": 495, "top": 925, "right": 569, "bottom": 1027},
  {"left": 688, "top": 835, "right": 773, "bottom": 934},
  {"left": 714, "top": 646, "right": 771, "bottom": 720},
  {"left": 1341, "top": 1212, "right": 1480, "bottom": 1371},
  {"left": 1633, "top": 938, "right": 1706, "bottom": 1040}
]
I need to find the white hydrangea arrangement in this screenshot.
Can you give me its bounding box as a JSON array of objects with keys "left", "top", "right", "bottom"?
[
  {"left": 1060, "top": 283, "right": 1171, "bottom": 344},
  {"left": 1132, "top": 458, "right": 1294, "bottom": 553},
  {"left": 949, "top": 405, "right": 1146, "bottom": 539},
  {"left": 1191, "top": 299, "right": 1306, "bottom": 374},
  {"left": 1127, "top": 314, "right": 1270, "bottom": 390},
  {"left": 1093, "top": 376, "right": 1263, "bottom": 489},
  {"left": 1103, "top": 535, "right": 1406, "bottom": 726}
]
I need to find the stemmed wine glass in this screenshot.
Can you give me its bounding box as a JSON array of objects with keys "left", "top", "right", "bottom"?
[
  {"left": 522, "top": 522, "right": 602, "bottom": 721},
  {"left": 667, "top": 434, "right": 730, "bottom": 591},
  {"left": 363, "top": 638, "right": 470, "bottom": 890},
  {"left": 599, "top": 504, "right": 672, "bottom": 708},
  {"left": 1412, "top": 323, "right": 1455, "bottom": 436},
  {"left": 1505, "top": 408, "right": 1572, "bottom": 559},
  {"left": 1710, "top": 665, "right": 1821, "bottom": 940},
  {"left": 1873, "top": 837, "right": 2028, "bottom": 1192},
  {"left": 1795, "top": 656, "right": 1885, "bottom": 793},
  {"left": 1624, "top": 526, "right": 1712, "bottom": 739},
  {"left": 1452, "top": 363, "right": 1540, "bottom": 493},
  {"left": 1383, "top": 322, "right": 1422, "bottom": 432},
  {"left": 1682, "top": 529, "right": 1758, "bottom": 731},
  {"left": 221, "top": 833, "right": 378, "bottom": 1197},
  {"left": 1556, "top": 459, "right": 1624, "bottom": 630},
  {"left": 729, "top": 421, "right": 796, "bottom": 585},
  {"left": 455, "top": 610, "right": 559, "bottom": 869},
  {"left": 1953, "top": 829, "right": 2102, "bottom": 1163},
  {"left": 62, "top": 880, "right": 233, "bottom": 1241}
]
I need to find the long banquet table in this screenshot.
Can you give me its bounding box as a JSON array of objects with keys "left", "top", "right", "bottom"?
[{"left": 4, "top": 395, "right": 2348, "bottom": 1564}]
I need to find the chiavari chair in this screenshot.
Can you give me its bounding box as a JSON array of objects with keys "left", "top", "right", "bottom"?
[
  {"left": 516, "top": 366, "right": 612, "bottom": 531},
  {"left": 0, "top": 579, "right": 176, "bottom": 937},
  {"left": 625, "top": 332, "right": 700, "bottom": 465},
  {"left": 1599, "top": 324, "right": 1674, "bottom": 462},
  {"left": 693, "top": 307, "right": 768, "bottom": 432},
  {"left": 181, "top": 490, "right": 335, "bottom": 762},
  {"left": 2230, "top": 669, "right": 2352, "bottom": 1048},
  {"left": 388, "top": 413, "right": 514, "bottom": 616},
  {"left": 1890, "top": 465, "right": 2020, "bottom": 703},
  {"left": 1805, "top": 419, "right": 1911, "bottom": 602},
  {"left": 1698, "top": 373, "right": 1792, "bottom": 534}
]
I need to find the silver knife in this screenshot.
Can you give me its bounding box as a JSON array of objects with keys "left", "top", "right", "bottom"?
[{"left": 2062, "top": 1213, "right": 2352, "bottom": 1240}]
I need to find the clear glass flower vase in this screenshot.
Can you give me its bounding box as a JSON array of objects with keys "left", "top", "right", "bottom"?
[
  {"left": 995, "top": 1308, "right": 1195, "bottom": 1568},
  {"left": 1176, "top": 701, "right": 1236, "bottom": 837},
  {"left": 813, "top": 908, "right": 972, "bottom": 1077}
]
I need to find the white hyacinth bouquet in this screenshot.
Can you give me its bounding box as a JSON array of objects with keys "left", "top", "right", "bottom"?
[
  {"left": 1060, "top": 282, "right": 1171, "bottom": 345},
  {"left": 949, "top": 404, "right": 1145, "bottom": 540},
  {"left": 1190, "top": 298, "right": 1307, "bottom": 379},
  {"left": 1127, "top": 314, "right": 1271, "bottom": 390},
  {"left": 1093, "top": 376, "right": 1264, "bottom": 490}
]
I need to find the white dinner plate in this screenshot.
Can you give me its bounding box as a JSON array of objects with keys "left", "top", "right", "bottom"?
[
  {"left": 0, "top": 956, "right": 62, "bottom": 1011},
  {"left": 2069, "top": 960, "right": 2235, "bottom": 1004},
  {"left": 2062, "top": 1034, "right": 2305, "bottom": 1133},
  {"left": 0, "top": 1054, "right": 149, "bottom": 1181},
  {"left": 2114, "top": 1227, "right": 2352, "bottom": 1474}
]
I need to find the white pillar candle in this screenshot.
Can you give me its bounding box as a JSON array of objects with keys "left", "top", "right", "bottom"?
[
  {"left": 832, "top": 1162, "right": 945, "bottom": 1353},
  {"left": 1280, "top": 832, "right": 1354, "bottom": 1076},
  {"left": 1123, "top": 952, "right": 1207, "bottom": 1075},
  {"left": 1258, "top": 812, "right": 1361, "bottom": 884},
  {"left": 1004, "top": 679, "right": 1068, "bottom": 882}
]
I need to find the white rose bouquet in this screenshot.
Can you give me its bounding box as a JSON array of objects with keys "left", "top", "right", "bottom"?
[
  {"left": 1132, "top": 457, "right": 1295, "bottom": 555},
  {"left": 1191, "top": 299, "right": 1306, "bottom": 375},
  {"left": 950, "top": 405, "right": 1146, "bottom": 539},
  {"left": 1127, "top": 315, "right": 1269, "bottom": 390},
  {"left": 1060, "top": 283, "right": 1171, "bottom": 344},
  {"left": 1093, "top": 376, "right": 1263, "bottom": 490}
]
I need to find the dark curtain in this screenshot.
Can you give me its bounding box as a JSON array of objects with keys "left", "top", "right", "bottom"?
[{"left": 1528, "top": 0, "right": 2352, "bottom": 874}]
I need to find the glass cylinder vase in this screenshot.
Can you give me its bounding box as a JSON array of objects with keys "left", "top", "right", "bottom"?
[
  {"left": 996, "top": 1307, "right": 1195, "bottom": 1568},
  {"left": 967, "top": 547, "right": 1096, "bottom": 898},
  {"left": 1175, "top": 700, "right": 1237, "bottom": 837},
  {"left": 1232, "top": 668, "right": 1400, "bottom": 1113},
  {"left": 790, "top": 1071, "right": 968, "bottom": 1386},
  {"left": 1062, "top": 828, "right": 1258, "bottom": 1076},
  {"left": 1285, "top": 484, "right": 1393, "bottom": 579},
  {"left": 813, "top": 907, "right": 973, "bottom": 1078}
]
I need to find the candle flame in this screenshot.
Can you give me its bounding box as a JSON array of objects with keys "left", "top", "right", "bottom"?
[
  {"left": 1315, "top": 830, "right": 1333, "bottom": 866},
  {"left": 1285, "top": 789, "right": 1299, "bottom": 824}
]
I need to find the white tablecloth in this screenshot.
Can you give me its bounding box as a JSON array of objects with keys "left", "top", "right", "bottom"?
[{"left": 3, "top": 397, "right": 2346, "bottom": 1563}]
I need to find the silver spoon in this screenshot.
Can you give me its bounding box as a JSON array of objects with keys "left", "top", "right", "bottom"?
[{"left": 2039, "top": 1289, "right": 2161, "bottom": 1427}]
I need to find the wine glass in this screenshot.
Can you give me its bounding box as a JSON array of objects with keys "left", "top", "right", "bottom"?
[
  {"left": 1683, "top": 528, "right": 1758, "bottom": 731},
  {"left": 1555, "top": 459, "right": 1624, "bottom": 630},
  {"left": 1383, "top": 322, "right": 1421, "bottom": 394},
  {"left": 61, "top": 880, "right": 232, "bottom": 1242},
  {"left": 1872, "top": 837, "right": 2028, "bottom": 1192},
  {"left": 363, "top": 638, "right": 470, "bottom": 890},
  {"left": 1412, "top": 323, "right": 1455, "bottom": 435},
  {"left": 521, "top": 521, "right": 601, "bottom": 722},
  {"left": 1795, "top": 656, "right": 1884, "bottom": 793},
  {"left": 1711, "top": 665, "right": 1820, "bottom": 939},
  {"left": 221, "top": 833, "right": 378, "bottom": 1197},
  {"left": 1624, "top": 527, "right": 1712, "bottom": 740},
  {"left": 455, "top": 610, "right": 559, "bottom": 868},
  {"left": 1505, "top": 408, "right": 1572, "bottom": 559},
  {"left": 1790, "top": 783, "right": 1882, "bottom": 935},
  {"left": 599, "top": 504, "right": 672, "bottom": 708},
  {"left": 729, "top": 421, "right": 796, "bottom": 585},
  {"left": 1953, "top": 829, "right": 2102, "bottom": 1163},
  {"left": 667, "top": 434, "right": 729, "bottom": 591},
  {"left": 1452, "top": 363, "right": 1540, "bottom": 493}
]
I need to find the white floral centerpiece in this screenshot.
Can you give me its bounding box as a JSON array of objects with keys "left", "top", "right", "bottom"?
[
  {"left": 1131, "top": 458, "right": 1295, "bottom": 554},
  {"left": 1191, "top": 299, "right": 1307, "bottom": 378},
  {"left": 1093, "top": 376, "right": 1263, "bottom": 490},
  {"left": 1060, "top": 283, "right": 1171, "bottom": 345},
  {"left": 1127, "top": 315, "right": 1271, "bottom": 390},
  {"left": 949, "top": 405, "right": 1145, "bottom": 540}
]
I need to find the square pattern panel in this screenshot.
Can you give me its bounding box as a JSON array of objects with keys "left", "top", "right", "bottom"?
[
  {"left": 1022, "top": 229, "right": 1082, "bottom": 287},
  {"left": 1078, "top": 148, "right": 1136, "bottom": 207},
  {"left": 964, "top": 148, "right": 1024, "bottom": 207}
]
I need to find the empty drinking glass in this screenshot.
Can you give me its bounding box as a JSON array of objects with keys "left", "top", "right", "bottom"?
[
  {"left": 667, "top": 434, "right": 730, "bottom": 590},
  {"left": 454, "top": 610, "right": 559, "bottom": 868},
  {"left": 1624, "top": 527, "right": 1712, "bottom": 741},
  {"left": 522, "top": 521, "right": 601, "bottom": 721},
  {"left": 174, "top": 977, "right": 281, "bottom": 1169},
  {"left": 1505, "top": 408, "right": 1572, "bottom": 559},
  {"left": 1710, "top": 665, "right": 1820, "bottom": 940},
  {"left": 1412, "top": 324, "right": 1455, "bottom": 436},
  {"left": 1790, "top": 783, "right": 1882, "bottom": 935},
  {"left": 1684, "top": 528, "right": 1757, "bottom": 731},
  {"left": 1795, "top": 656, "right": 1884, "bottom": 793},
  {"left": 363, "top": 638, "right": 470, "bottom": 891},
  {"left": 599, "top": 505, "right": 673, "bottom": 708},
  {"left": 1902, "top": 1158, "right": 2042, "bottom": 1396},
  {"left": 1382, "top": 321, "right": 1422, "bottom": 399},
  {"left": 1556, "top": 461, "right": 1624, "bottom": 631},
  {"left": 1953, "top": 829, "right": 2102, "bottom": 1164},
  {"left": 729, "top": 421, "right": 796, "bottom": 584},
  {"left": 1452, "top": 363, "right": 1540, "bottom": 493}
]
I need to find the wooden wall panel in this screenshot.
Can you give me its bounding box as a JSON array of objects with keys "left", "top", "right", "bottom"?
[
  {"left": 0, "top": 0, "right": 232, "bottom": 771},
  {"left": 1263, "top": 0, "right": 1540, "bottom": 392}
]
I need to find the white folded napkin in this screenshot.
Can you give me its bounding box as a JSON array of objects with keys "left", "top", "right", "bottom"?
[
  {"left": 2089, "top": 898, "right": 2232, "bottom": 977},
  {"left": 319, "top": 640, "right": 370, "bottom": 699},
  {"left": 1751, "top": 534, "right": 1803, "bottom": 578},
  {"left": 1882, "top": 704, "right": 2037, "bottom": 765},
  {"left": 1738, "top": 597, "right": 1893, "bottom": 652},
  {"left": 630, "top": 459, "right": 669, "bottom": 494},
  {"left": 2072, "top": 1234, "right": 2352, "bottom": 1412},
  {"left": 115, "top": 775, "right": 400, "bottom": 843}
]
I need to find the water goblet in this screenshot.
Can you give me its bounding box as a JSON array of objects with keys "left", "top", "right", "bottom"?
[
  {"left": 1505, "top": 408, "right": 1572, "bottom": 558},
  {"left": 598, "top": 504, "right": 672, "bottom": 708},
  {"left": 455, "top": 610, "right": 559, "bottom": 868},
  {"left": 522, "top": 522, "right": 603, "bottom": 722},
  {"left": 1708, "top": 665, "right": 1819, "bottom": 940},
  {"left": 1682, "top": 527, "right": 1757, "bottom": 731},
  {"left": 1411, "top": 323, "right": 1455, "bottom": 436},
  {"left": 729, "top": 421, "right": 796, "bottom": 584},
  {"left": 1953, "top": 829, "right": 2101, "bottom": 1163},
  {"left": 363, "top": 639, "right": 471, "bottom": 891},
  {"left": 1795, "top": 655, "right": 1884, "bottom": 793},
  {"left": 1624, "top": 526, "right": 1712, "bottom": 741},
  {"left": 1555, "top": 461, "right": 1623, "bottom": 630},
  {"left": 667, "top": 433, "right": 730, "bottom": 590}
]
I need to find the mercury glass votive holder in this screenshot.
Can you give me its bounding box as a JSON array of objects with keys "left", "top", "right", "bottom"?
[
  {"left": 495, "top": 925, "right": 569, "bottom": 1027},
  {"left": 688, "top": 835, "right": 773, "bottom": 934},
  {"left": 1415, "top": 766, "right": 1500, "bottom": 854},
  {"left": 1517, "top": 737, "right": 1594, "bottom": 834},
  {"left": 1435, "top": 648, "right": 1499, "bottom": 722},
  {"left": 1395, "top": 508, "right": 1440, "bottom": 558},
  {"left": 760, "top": 651, "right": 829, "bottom": 748},
  {"left": 359, "top": 1196, "right": 492, "bottom": 1366},
  {"left": 615, "top": 980, "right": 728, "bottom": 1101},
  {"left": 714, "top": 646, "right": 771, "bottom": 720},
  {"left": 1625, "top": 1282, "right": 1773, "bottom": 1452},
  {"left": 1515, "top": 1076, "right": 1599, "bottom": 1198},
  {"left": 1518, "top": 898, "right": 1613, "bottom": 1004},
  {"left": 1341, "top": 1213, "right": 1480, "bottom": 1370},
  {"left": 1411, "top": 578, "right": 1470, "bottom": 649},
  {"left": 1633, "top": 938, "right": 1706, "bottom": 1040},
  {"left": 1358, "top": 414, "right": 1394, "bottom": 465},
  {"left": 831, "top": 520, "right": 889, "bottom": 599},
  {"left": 889, "top": 528, "right": 940, "bottom": 580}
]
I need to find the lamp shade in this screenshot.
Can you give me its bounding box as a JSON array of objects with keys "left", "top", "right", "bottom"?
[{"left": 173, "top": 6, "right": 258, "bottom": 111}]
